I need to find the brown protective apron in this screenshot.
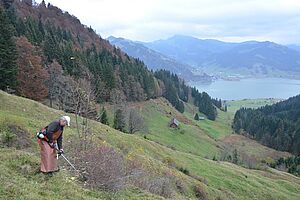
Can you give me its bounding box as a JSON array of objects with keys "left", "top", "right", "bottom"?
[{"left": 38, "top": 130, "right": 62, "bottom": 173}]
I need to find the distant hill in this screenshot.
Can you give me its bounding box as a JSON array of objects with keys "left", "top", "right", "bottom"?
[
  {"left": 108, "top": 36, "right": 212, "bottom": 82},
  {"left": 144, "top": 35, "right": 300, "bottom": 78}
]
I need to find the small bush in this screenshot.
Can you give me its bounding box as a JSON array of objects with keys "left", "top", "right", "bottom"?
[
  {"left": 213, "top": 155, "right": 217, "bottom": 161},
  {"left": 1, "top": 130, "right": 16, "bottom": 147},
  {"left": 178, "top": 167, "right": 190, "bottom": 175},
  {"left": 0, "top": 124, "right": 32, "bottom": 149}
]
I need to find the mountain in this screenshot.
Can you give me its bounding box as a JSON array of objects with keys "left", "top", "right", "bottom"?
[
  {"left": 287, "top": 44, "right": 300, "bottom": 52},
  {"left": 202, "top": 41, "right": 300, "bottom": 76},
  {"left": 144, "top": 35, "right": 236, "bottom": 67},
  {"left": 107, "top": 36, "right": 212, "bottom": 82},
  {"left": 145, "top": 35, "right": 300, "bottom": 78}
]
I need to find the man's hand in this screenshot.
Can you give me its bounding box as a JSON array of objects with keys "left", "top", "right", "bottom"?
[
  {"left": 49, "top": 142, "right": 59, "bottom": 150},
  {"left": 58, "top": 149, "right": 64, "bottom": 155}
]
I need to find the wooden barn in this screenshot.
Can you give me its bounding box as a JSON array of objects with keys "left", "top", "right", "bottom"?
[{"left": 169, "top": 118, "right": 180, "bottom": 128}]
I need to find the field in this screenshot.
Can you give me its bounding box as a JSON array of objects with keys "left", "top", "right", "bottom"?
[{"left": 1, "top": 90, "right": 299, "bottom": 199}]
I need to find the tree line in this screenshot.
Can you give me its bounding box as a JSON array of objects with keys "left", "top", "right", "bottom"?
[
  {"left": 233, "top": 95, "right": 300, "bottom": 155},
  {"left": 269, "top": 156, "right": 300, "bottom": 176}
]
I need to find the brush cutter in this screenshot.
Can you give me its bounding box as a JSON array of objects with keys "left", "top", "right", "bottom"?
[{"left": 53, "top": 145, "right": 87, "bottom": 181}]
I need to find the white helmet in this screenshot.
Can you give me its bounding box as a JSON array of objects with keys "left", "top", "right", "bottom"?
[{"left": 61, "top": 116, "right": 70, "bottom": 126}]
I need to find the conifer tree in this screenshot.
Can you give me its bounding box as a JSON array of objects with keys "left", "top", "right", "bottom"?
[
  {"left": 194, "top": 113, "right": 199, "bottom": 120},
  {"left": 100, "top": 107, "right": 109, "bottom": 125},
  {"left": 113, "top": 109, "right": 126, "bottom": 132},
  {"left": 0, "top": 8, "right": 18, "bottom": 90}
]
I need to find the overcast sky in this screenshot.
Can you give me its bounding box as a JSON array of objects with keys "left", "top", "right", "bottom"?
[{"left": 35, "top": 0, "right": 300, "bottom": 44}]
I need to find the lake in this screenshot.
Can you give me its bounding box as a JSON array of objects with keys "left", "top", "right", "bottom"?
[{"left": 189, "top": 78, "right": 300, "bottom": 100}]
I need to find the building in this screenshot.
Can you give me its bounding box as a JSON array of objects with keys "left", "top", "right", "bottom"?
[{"left": 170, "top": 118, "right": 180, "bottom": 128}]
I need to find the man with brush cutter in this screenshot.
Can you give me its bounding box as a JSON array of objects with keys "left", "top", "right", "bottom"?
[{"left": 36, "top": 116, "right": 70, "bottom": 175}]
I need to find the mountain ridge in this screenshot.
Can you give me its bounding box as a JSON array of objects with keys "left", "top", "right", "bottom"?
[
  {"left": 107, "top": 36, "right": 212, "bottom": 82},
  {"left": 139, "top": 35, "right": 300, "bottom": 78}
]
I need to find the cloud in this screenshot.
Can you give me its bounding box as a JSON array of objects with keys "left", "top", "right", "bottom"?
[{"left": 35, "top": 0, "right": 300, "bottom": 44}]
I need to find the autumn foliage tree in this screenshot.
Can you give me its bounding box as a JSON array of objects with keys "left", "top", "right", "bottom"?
[{"left": 16, "top": 36, "right": 48, "bottom": 100}]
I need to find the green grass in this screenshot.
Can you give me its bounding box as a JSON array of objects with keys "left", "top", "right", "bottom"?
[
  {"left": 140, "top": 99, "right": 220, "bottom": 158},
  {"left": 184, "top": 102, "right": 232, "bottom": 140},
  {"left": 183, "top": 98, "right": 291, "bottom": 162},
  {"left": 1, "top": 91, "right": 300, "bottom": 200},
  {"left": 226, "top": 98, "right": 281, "bottom": 114}
]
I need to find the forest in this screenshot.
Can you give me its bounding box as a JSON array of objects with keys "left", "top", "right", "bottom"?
[{"left": 233, "top": 95, "right": 300, "bottom": 155}]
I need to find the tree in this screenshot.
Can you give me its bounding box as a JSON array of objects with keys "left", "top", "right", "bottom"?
[
  {"left": 61, "top": 77, "right": 97, "bottom": 150},
  {"left": 113, "top": 109, "right": 126, "bottom": 132},
  {"left": 16, "top": 36, "right": 49, "bottom": 100},
  {"left": 99, "top": 107, "right": 109, "bottom": 125},
  {"left": 128, "top": 109, "right": 146, "bottom": 134},
  {"left": 194, "top": 113, "right": 199, "bottom": 121},
  {"left": 0, "top": 8, "right": 18, "bottom": 91},
  {"left": 232, "top": 149, "right": 239, "bottom": 164},
  {"left": 46, "top": 60, "right": 63, "bottom": 108}
]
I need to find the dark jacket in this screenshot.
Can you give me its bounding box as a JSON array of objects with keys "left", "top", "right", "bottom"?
[{"left": 46, "top": 120, "right": 63, "bottom": 149}]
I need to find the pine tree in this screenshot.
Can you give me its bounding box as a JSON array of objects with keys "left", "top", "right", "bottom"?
[
  {"left": 0, "top": 8, "right": 18, "bottom": 90},
  {"left": 100, "top": 107, "right": 109, "bottom": 125},
  {"left": 113, "top": 109, "right": 126, "bottom": 132},
  {"left": 194, "top": 113, "right": 199, "bottom": 121}
]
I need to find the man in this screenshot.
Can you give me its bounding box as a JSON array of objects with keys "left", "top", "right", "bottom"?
[{"left": 38, "top": 116, "right": 70, "bottom": 174}]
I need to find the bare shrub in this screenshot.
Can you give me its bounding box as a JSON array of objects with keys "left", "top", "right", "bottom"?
[
  {"left": 194, "top": 184, "right": 209, "bottom": 200},
  {"left": 127, "top": 170, "right": 173, "bottom": 198},
  {"left": 175, "top": 179, "right": 188, "bottom": 195},
  {"left": 240, "top": 153, "right": 259, "bottom": 169},
  {"left": 77, "top": 146, "right": 126, "bottom": 191}
]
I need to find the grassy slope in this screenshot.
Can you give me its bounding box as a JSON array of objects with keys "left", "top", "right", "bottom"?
[
  {"left": 1, "top": 91, "right": 300, "bottom": 200},
  {"left": 0, "top": 91, "right": 163, "bottom": 200}
]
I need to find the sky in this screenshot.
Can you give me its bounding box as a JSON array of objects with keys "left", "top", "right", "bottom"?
[{"left": 35, "top": 0, "right": 300, "bottom": 44}]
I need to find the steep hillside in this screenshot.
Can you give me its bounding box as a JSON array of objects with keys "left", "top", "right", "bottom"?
[
  {"left": 0, "top": 0, "right": 217, "bottom": 118},
  {"left": 1, "top": 91, "right": 300, "bottom": 199}
]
